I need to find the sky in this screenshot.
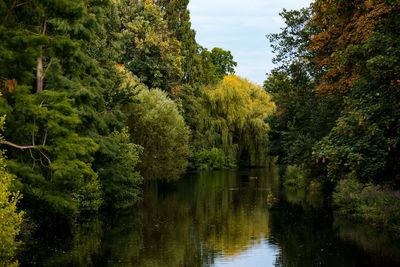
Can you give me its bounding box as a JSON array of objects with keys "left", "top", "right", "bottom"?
[{"left": 188, "top": 0, "right": 311, "bottom": 85}]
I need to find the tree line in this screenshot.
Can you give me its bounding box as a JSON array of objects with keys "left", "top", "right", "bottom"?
[
  {"left": 0, "top": 0, "right": 275, "bottom": 264},
  {"left": 266, "top": 0, "right": 400, "bottom": 231}
]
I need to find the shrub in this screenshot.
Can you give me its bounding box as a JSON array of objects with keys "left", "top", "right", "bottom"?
[{"left": 190, "top": 148, "right": 235, "bottom": 170}]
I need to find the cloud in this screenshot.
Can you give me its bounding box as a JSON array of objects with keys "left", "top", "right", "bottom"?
[{"left": 188, "top": 0, "right": 311, "bottom": 84}]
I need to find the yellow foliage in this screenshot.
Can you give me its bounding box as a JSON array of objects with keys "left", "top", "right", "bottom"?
[
  {"left": 199, "top": 75, "right": 276, "bottom": 166},
  {"left": 115, "top": 64, "right": 140, "bottom": 88}
]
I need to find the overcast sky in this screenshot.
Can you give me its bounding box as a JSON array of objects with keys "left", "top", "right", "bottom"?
[{"left": 188, "top": 0, "right": 311, "bottom": 85}]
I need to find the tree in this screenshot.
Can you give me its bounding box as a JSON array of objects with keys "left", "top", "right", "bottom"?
[
  {"left": 0, "top": 116, "right": 23, "bottom": 267},
  {"left": 119, "top": 0, "right": 184, "bottom": 91},
  {"left": 186, "top": 76, "right": 275, "bottom": 167},
  {"left": 264, "top": 7, "right": 341, "bottom": 168},
  {"left": 311, "top": 0, "right": 400, "bottom": 184},
  {"left": 0, "top": 0, "right": 142, "bottom": 218},
  {"left": 126, "top": 88, "right": 191, "bottom": 181},
  {"left": 94, "top": 128, "right": 143, "bottom": 209},
  {"left": 155, "top": 0, "right": 199, "bottom": 84}
]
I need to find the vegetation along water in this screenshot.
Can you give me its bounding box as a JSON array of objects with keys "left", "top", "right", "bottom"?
[{"left": 0, "top": 0, "right": 399, "bottom": 266}]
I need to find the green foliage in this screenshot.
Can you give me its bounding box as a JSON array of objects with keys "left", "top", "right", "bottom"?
[
  {"left": 313, "top": 2, "right": 400, "bottom": 184},
  {"left": 119, "top": 0, "right": 184, "bottom": 91},
  {"left": 190, "top": 75, "right": 275, "bottom": 167},
  {"left": 333, "top": 179, "right": 400, "bottom": 231},
  {"left": 0, "top": 0, "right": 146, "bottom": 219},
  {"left": 126, "top": 88, "right": 191, "bottom": 181},
  {"left": 283, "top": 165, "right": 308, "bottom": 189},
  {"left": 3, "top": 86, "right": 102, "bottom": 217},
  {"left": 265, "top": 7, "right": 341, "bottom": 168},
  {"left": 190, "top": 148, "right": 235, "bottom": 170},
  {"left": 267, "top": 2, "right": 400, "bottom": 234},
  {"left": 94, "top": 128, "right": 143, "bottom": 209},
  {"left": 0, "top": 116, "right": 23, "bottom": 267}
]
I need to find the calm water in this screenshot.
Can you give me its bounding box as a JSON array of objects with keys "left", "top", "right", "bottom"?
[{"left": 20, "top": 168, "right": 400, "bottom": 266}]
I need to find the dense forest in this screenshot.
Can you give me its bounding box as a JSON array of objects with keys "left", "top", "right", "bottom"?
[
  {"left": 0, "top": 0, "right": 399, "bottom": 265},
  {"left": 0, "top": 0, "right": 275, "bottom": 265},
  {"left": 266, "top": 0, "right": 400, "bottom": 232}
]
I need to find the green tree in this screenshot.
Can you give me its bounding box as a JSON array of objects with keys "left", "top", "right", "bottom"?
[
  {"left": 265, "top": 7, "right": 341, "bottom": 169},
  {"left": 0, "top": 0, "right": 144, "bottom": 218},
  {"left": 119, "top": 0, "right": 183, "bottom": 92},
  {"left": 311, "top": 0, "right": 400, "bottom": 184},
  {"left": 187, "top": 76, "right": 275, "bottom": 167},
  {"left": 94, "top": 128, "right": 143, "bottom": 209},
  {"left": 126, "top": 88, "right": 191, "bottom": 181},
  {"left": 155, "top": 0, "right": 199, "bottom": 84},
  {"left": 0, "top": 116, "right": 23, "bottom": 267}
]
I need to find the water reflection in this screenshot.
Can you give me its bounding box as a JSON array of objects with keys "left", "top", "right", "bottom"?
[{"left": 20, "top": 168, "right": 400, "bottom": 267}]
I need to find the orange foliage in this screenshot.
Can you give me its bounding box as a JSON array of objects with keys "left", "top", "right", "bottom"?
[
  {"left": 310, "top": 0, "right": 397, "bottom": 94},
  {"left": 4, "top": 79, "right": 17, "bottom": 93}
]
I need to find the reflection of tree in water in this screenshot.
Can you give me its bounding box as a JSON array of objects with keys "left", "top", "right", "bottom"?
[
  {"left": 333, "top": 217, "right": 400, "bottom": 265},
  {"left": 122, "top": 169, "right": 277, "bottom": 266},
  {"left": 192, "top": 171, "right": 271, "bottom": 256},
  {"left": 269, "top": 202, "right": 364, "bottom": 267},
  {"left": 21, "top": 218, "right": 104, "bottom": 267},
  {"left": 20, "top": 167, "right": 280, "bottom": 266},
  {"left": 269, "top": 199, "right": 400, "bottom": 267}
]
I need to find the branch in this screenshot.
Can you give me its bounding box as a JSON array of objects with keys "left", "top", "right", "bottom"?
[{"left": 0, "top": 140, "right": 38, "bottom": 150}]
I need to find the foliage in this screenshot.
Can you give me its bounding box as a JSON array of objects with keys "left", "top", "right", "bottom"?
[
  {"left": 155, "top": 0, "right": 237, "bottom": 87},
  {"left": 94, "top": 128, "right": 143, "bottom": 209},
  {"left": 283, "top": 165, "right": 308, "bottom": 189},
  {"left": 0, "top": 116, "right": 23, "bottom": 267},
  {"left": 267, "top": 0, "right": 400, "bottom": 186},
  {"left": 0, "top": 0, "right": 147, "bottom": 219},
  {"left": 119, "top": 0, "right": 183, "bottom": 91},
  {"left": 190, "top": 148, "right": 234, "bottom": 170},
  {"left": 4, "top": 86, "right": 102, "bottom": 217},
  {"left": 126, "top": 88, "right": 191, "bottom": 181},
  {"left": 195, "top": 76, "right": 275, "bottom": 167},
  {"left": 333, "top": 179, "right": 400, "bottom": 231},
  {"left": 312, "top": 0, "right": 400, "bottom": 184},
  {"left": 265, "top": 7, "right": 341, "bottom": 168},
  {"left": 268, "top": 2, "right": 400, "bottom": 233}
]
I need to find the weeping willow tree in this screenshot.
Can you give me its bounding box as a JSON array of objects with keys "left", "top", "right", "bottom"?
[{"left": 190, "top": 76, "right": 276, "bottom": 167}]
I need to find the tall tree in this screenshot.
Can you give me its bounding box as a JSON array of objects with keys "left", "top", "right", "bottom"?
[
  {"left": 265, "top": 7, "right": 340, "bottom": 168},
  {"left": 311, "top": 0, "right": 400, "bottom": 183},
  {"left": 186, "top": 76, "right": 275, "bottom": 167},
  {"left": 119, "top": 0, "right": 184, "bottom": 92},
  {"left": 126, "top": 88, "right": 191, "bottom": 181},
  {"left": 0, "top": 0, "right": 143, "bottom": 218}
]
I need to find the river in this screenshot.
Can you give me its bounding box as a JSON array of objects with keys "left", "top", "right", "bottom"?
[{"left": 20, "top": 168, "right": 400, "bottom": 266}]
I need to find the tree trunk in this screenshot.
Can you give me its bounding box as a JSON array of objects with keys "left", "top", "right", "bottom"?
[
  {"left": 36, "top": 19, "right": 46, "bottom": 93},
  {"left": 36, "top": 54, "right": 44, "bottom": 93}
]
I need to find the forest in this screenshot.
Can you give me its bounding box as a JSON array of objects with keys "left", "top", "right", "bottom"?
[{"left": 0, "top": 0, "right": 399, "bottom": 266}]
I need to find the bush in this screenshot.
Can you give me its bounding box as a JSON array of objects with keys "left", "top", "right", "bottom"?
[{"left": 190, "top": 148, "right": 235, "bottom": 170}]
